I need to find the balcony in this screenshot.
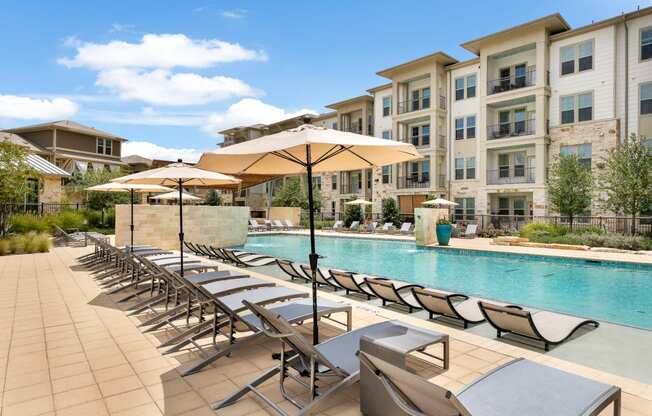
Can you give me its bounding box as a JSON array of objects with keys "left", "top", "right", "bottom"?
[
  {"left": 398, "top": 95, "right": 430, "bottom": 114},
  {"left": 487, "top": 119, "right": 535, "bottom": 140},
  {"left": 487, "top": 69, "right": 535, "bottom": 95},
  {"left": 343, "top": 124, "right": 362, "bottom": 134},
  {"left": 397, "top": 175, "right": 430, "bottom": 189},
  {"left": 402, "top": 135, "right": 430, "bottom": 147},
  {"left": 339, "top": 184, "right": 364, "bottom": 194},
  {"left": 486, "top": 167, "right": 535, "bottom": 185}
]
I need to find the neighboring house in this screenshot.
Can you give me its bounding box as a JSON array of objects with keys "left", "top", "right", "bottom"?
[
  {"left": 122, "top": 154, "right": 153, "bottom": 173},
  {"left": 0, "top": 132, "right": 70, "bottom": 205},
  {"left": 5, "top": 120, "right": 128, "bottom": 174}
]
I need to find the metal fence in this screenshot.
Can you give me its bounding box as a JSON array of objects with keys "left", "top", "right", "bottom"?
[{"left": 1, "top": 203, "right": 87, "bottom": 216}]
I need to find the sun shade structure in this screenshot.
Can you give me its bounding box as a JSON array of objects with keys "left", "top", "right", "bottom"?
[
  {"left": 112, "top": 160, "right": 241, "bottom": 275},
  {"left": 197, "top": 123, "right": 420, "bottom": 344},
  {"left": 150, "top": 191, "right": 201, "bottom": 201},
  {"left": 86, "top": 183, "right": 173, "bottom": 250},
  {"left": 423, "top": 197, "right": 459, "bottom": 207}
]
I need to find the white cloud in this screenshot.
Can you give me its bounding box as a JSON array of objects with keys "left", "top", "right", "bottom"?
[
  {"left": 109, "top": 23, "right": 137, "bottom": 34},
  {"left": 95, "top": 68, "right": 258, "bottom": 106},
  {"left": 58, "top": 33, "right": 267, "bottom": 70},
  {"left": 0, "top": 95, "right": 79, "bottom": 120},
  {"left": 222, "top": 9, "right": 247, "bottom": 19},
  {"left": 82, "top": 107, "right": 205, "bottom": 126},
  {"left": 202, "top": 98, "right": 316, "bottom": 135},
  {"left": 123, "top": 141, "right": 206, "bottom": 163},
  {"left": 62, "top": 35, "right": 82, "bottom": 48}
]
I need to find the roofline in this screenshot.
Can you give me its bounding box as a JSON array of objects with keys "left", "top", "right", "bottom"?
[
  {"left": 446, "top": 57, "right": 481, "bottom": 71},
  {"left": 376, "top": 51, "right": 458, "bottom": 79},
  {"left": 325, "top": 95, "right": 374, "bottom": 110},
  {"left": 311, "top": 111, "right": 338, "bottom": 122},
  {"left": 460, "top": 13, "right": 571, "bottom": 54},
  {"left": 550, "top": 5, "right": 652, "bottom": 41},
  {"left": 217, "top": 113, "right": 316, "bottom": 135},
  {"left": 366, "top": 82, "right": 392, "bottom": 94},
  {"left": 6, "top": 120, "right": 127, "bottom": 141}
]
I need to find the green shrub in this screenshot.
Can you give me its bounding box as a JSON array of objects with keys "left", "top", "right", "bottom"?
[
  {"left": 48, "top": 211, "right": 85, "bottom": 232},
  {"left": 571, "top": 225, "right": 607, "bottom": 235},
  {"left": 9, "top": 234, "right": 27, "bottom": 254},
  {"left": 527, "top": 231, "right": 652, "bottom": 251},
  {"left": 34, "top": 233, "right": 51, "bottom": 252},
  {"left": 0, "top": 232, "right": 51, "bottom": 255},
  {"left": 10, "top": 214, "right": 50, "bottom": 234},
  {"left": 83, "top": 210, "right": 104, "bottom": 228},
  {"left": 0, "top": 239, "right": 9, "bottom": 255},
  {"left": 105, "top": 207, "right": 116, "bottom": 227},
  {"left": 520, "top": 222, "right": 568, "bottom": 239}
]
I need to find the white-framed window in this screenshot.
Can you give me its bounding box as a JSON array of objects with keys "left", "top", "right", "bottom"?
[
  {"left": 465, "top": 157, "right": 476, "bottom": 179},
  {"left": 560, "top": 40, "right": 593, "bottom": 75},
  {"left": 466, "top": 74, "right": 476, "bottom": 98},
  {"left": 382, "top": 130, "right": 392, "bottom": 140},
  {"left": 561, "top": 143, "right": 592, "bottom": 168},
  {"left": 454, "top": 198, "right": 475, "bottom": 221},
  {"left": 97, "top": 138, "right": 113, "bottom": 155},
  {"left": 455, "top": 78, "right": 464, "bottom": 101},
  {"left": 455, "top": 118, "right": 464, "bottom": 140},
  {"left": 331, "top": 175, "right": 337, "bottom": 190},
  {"left": 312, "top": 176, "right": 321, "bottom": 190},
  {"left": 382, "top": 165, "right": 392, "bottom": 184},
  {"left": 382, "top": 96, "right": 392, "bottom": 117},
  {"left": 641, "top": 26, "right": 652, "bottom": 61},
  {"left": 641, "top": 83, "right": 652, "bottom": 115},
  {"left": 466, "top": 116, "right": 476, "bottom": 139},
  {"left": 454, "top": 158, "right": 465, "bottom": 180},
  {"left": 560, "top": 92, "right": 593, "bottom": 124}
]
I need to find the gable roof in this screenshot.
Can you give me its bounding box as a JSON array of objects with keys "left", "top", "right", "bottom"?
[
  {"left": 6, "top": 120, "right": 127, "bottom": 141},
  {"left": 0, "top": 131, "right": 46, "bottom": 153}
]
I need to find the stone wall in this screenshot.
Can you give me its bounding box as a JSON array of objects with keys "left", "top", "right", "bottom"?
[
  {"left": 115, "top": 204, "right": 248, "bottom": 249},
  {"left": 39, "top": 176, "right": 63, "bottom": 203},
  {"left": 414, "top": 208, "right": 448, "bottom": 246}
]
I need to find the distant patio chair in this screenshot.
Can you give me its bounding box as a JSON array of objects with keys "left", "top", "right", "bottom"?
[
  {"left": 348, "top": 221, "right": 360, "bottom": 231},
  {"left": 398, "top": 222, "right": 413, "bottom": 234},
  {"left": 461, "top": 223, "right": 478, "bottom": 238}
]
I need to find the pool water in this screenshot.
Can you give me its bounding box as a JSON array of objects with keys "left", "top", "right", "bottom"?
[{"left": 242, "top": 234, "right": 652, "bottom": 330}]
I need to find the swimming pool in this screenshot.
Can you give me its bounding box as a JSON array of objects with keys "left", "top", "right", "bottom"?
[{"left": 242, "top": 234, "right": 652, "bottom": 330}]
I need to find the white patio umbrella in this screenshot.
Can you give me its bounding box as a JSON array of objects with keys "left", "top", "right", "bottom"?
[
  {"left": 86, "top": 183, "right": 173, "bottom": 251},
  {"left": 197, "top": 123, "right": 420, "bottom": 344},
  {"left": 344, "top": 198, "right": 373, "bottom": 206},
  {"left": 112, "top": 160, "right": 241, "bottom": 275},
  {"left": 150, "top": 190, "right": 201, "bottom": 202},
  {"left": 423, "top": 198, "right": 459, "bottom": 207}
]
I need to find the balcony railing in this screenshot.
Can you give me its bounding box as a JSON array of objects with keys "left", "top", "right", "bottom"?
[
  {"left": 339, "top": 183, "right": 367, "bottom": 194},
  {"left": 397, "top": 175, "right": 430, "bottom": 189},
  {"left": 486, "top": 167, "right": 535, "bottom": 185},
  {"left": 487, "top": 119, "right": 535, "bottom": 140},
  {"left": 398, "top": 96, "right": 431, "bottom": 114},
  {"left": 487, "top": 69, "right": 536, "bottom": 95},
  {"left": 402, "top": 135, "right": 430, "bottom": 147},
  {"left": 343, "top": 125, "right": 362, "bottom": 134}
]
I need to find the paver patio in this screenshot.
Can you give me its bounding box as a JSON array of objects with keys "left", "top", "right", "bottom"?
[{"left": 0, "top": 245, "right": 650, "bottom": 415}]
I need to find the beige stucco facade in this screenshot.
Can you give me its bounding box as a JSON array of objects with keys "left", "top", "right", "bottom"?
[{"left": 115, "top": 205, "right": 248, "bottom": 249}]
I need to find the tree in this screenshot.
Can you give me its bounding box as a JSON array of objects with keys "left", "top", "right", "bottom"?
[
  {"left": 67, "top": 169, "right": 130, "bottom": 211},
  {"left": 204, "top": 189, "right": 222, "bottom": 206},
  {"left": 272, "top": 177, "right": 323, "bottom": 211},
  {"left": 0, "top": 142, "right": 36, "bottom": 236},
  {"left": 598, "top": 133, "right": 652, "bottom": 234},
  {"left": 381, "top": 198, "right": 399, "bottom": 226},
  {"left": 547, "top": 153, "right": 593, "bottom": 231},
  {"left": 343, "top": 203, "right": 362, "bottom": 226}
]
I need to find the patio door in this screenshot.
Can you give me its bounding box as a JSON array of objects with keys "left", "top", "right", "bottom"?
[
  {"left": 498, "top": 197, "right": 510, "bottom": 215},
  {"left": 513, "top": 198, "right": 526, "bottom": 217}
]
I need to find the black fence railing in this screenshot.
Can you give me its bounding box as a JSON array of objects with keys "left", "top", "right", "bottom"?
[
  {"left": 300, "top": 210, "right": 415, "bottom": 226},
  {"left": 452, "top": 213, "right": 652, "bottom": 235},
  {"left": 397, "top": 176, "right": 430, "bottom": 189},
  {"left": 398, "top": 95, "right": 431, "bottom": 114},
  {"left": 487, "top": 119, "right": 535, "bottom": 140},
  {"left": 402, "top": 135, "right": 430, "bottom": 147},
  {"left": 1, "top": 203, "right": 87, "bottom": 216},
  {"left": 486, "top": 167, "right": 536, "bottom": 185},
  {"left": 339, "top": 184, "right": 368, "bottom": 195},
  {"left": 487, "top": 69, "right": 536, "bottom": 95}
]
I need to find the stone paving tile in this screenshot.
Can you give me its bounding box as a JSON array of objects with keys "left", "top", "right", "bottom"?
[{"left": 0, "top": 246, "right": 649, "bottom": 416}]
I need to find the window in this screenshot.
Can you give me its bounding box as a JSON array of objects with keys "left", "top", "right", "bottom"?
[
  {"left": 499, "top": 67, "right": 510, "bottom": 89},
  {"left": 499, "top": 111, "right": 510, "bottom": 135},
  {"left": 561, "top": 40, "right": 593, "bottom": 75},
  {"left": 466, "top": 116, "right": 476, "bottom": 138},
  {"left": 513, "top": 198, "right": 526, "bottom": 217},
  {"left": 561, "top": 143, "right": 592, "bottom": 167},
  {"left": 455, "top": 78, "right": 464, "bottom": 101},
  {"left": 561, "top": 95, "right": 575, "bottom": 124},
  {"left": 455, "top": 118, "right": 464, "bottom": 140},
  {"left": 331, "top": 175, "right": 337, "bottom": 190},
  {"left": 514, "top": 64, "right": 526, "bottom": 87},
  {"left": 382, "top": 96, "right": 392, "bottom": 117},
  {"left": 411, "top": 126, "right": 420, "bottom": 146},
  {"left": 498, "top": 198, "right": 510, "bottom": 216},
  {"left": 514, "top": 153, "right": 525, "bottom": 177},
  {"left": 644, "top": 138, "right": 652, "bottom": 155},
  {"left": 466, "top": 74, "right": 476, "bottom": 98},
  {"left": 455, "top": 158, "right": 464, "bottom": 180},
  {"left": 454, "top": 198, "right": 475, "bottom": 221},
  {"left": 421, "top": 157, "right": 430, "bottom": 182},
  {"left": 105, "top": 139, "right": 113, "bottom": 156},
  {"left": 466, "top": 157, "right": 476, "bottom": 179},
  {"left": 382, "top": 165, "right": 391, "bottom": 184},
  {"left": 561, "top": 92, "right": 593, "bottom": 124},
  {"left": 514, "top": 109, "right": 526, "bottom": 134},
  {"left": 641, "top": 27, "right": 652, "bottom": 61},
  {"left": 382, "top": 130, "right": 392, "bottom": 140},
  {"left": 421, "top": 125, "right": 430, "bottom": 145},
  {"left": 422, "top": 88, "right": 431, "bottom": 109},
  {"left": 312, "top": 176, "right": 321, "bottom": 190},
  {"left": 97, "top": 139, "right": 104, "bottom": 154},
  {"left": 498, "top": 154, "right": 510, "bottom": 178},
  {"left": 578, "top": 92, "right": 593, "bottom": 122},
  {"left": 641, "top": 83, "right": 652, "bottom": 115}
]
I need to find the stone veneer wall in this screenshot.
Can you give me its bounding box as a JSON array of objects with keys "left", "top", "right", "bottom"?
[
  {"left": 548, "top": 118, "right": 619, "bottom": 215},
  {"left": 115, "top": 204, "right": 248, "bottom": 249},
  {"left": 39, "top": 176, "right": 63, "bottom": 203}
]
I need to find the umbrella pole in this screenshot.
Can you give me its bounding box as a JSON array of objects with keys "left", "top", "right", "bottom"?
[
  {"left": 305, "top": 145, "right": 319, "bottom": 347},
  {"left": 178, "top": 179, "right": 184, "bottom": 277},
  {"left": 130, "top": 189, "right": 134, "bottom": 252}
]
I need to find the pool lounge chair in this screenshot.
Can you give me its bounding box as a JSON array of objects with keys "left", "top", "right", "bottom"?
[
  {"left": 272, "top": 219, "right": 287, "bottom": 230},
  {"left": 364, "top": 222, "right": 378, "bottom": 233},
  {"left": 378, "top": 222, "right": 394, "bottom": 233},
  {"left": 221, "top": 248, "right": 277, "bottom": 267},
  {"left": 365, "top": 278, "right": 423, "bottom": 313},
  {"left": 461, "top": 223, "right": 478, "bottom": 238},
  {"left": 214, "top": 302, "right": 433, "bottom": 415},
  {"left": 358, "top": 351, "right": 621, "bottom": 416},
  {"left": 330, "top": 220, "right": 344, "bottom": 231},
  {"left": 283, "top": 219, "right": 297, "bottom": 229},
  {"left": 347, "top": 221, "right": 360, "bottom": 231},
  {"left": 329, "top": 270, "right": 380, "bottom": 299},
  {"left": 276, "top": 259, "right": 310, "bottom": 283},
  {"left": 411, "top": 288, "right": 487, "bottom": 328},
  {"left": 478, "top": 301, "right": 599, "bottom": 351},
  {"left": 249, "top": 219, "right": 265, "bottom": 231},
  {"left": 398, "top": 222, "right": 413, "bottom": 234},
  {"left": 299, "top": 264, "right": 339, "bottom": 290}
]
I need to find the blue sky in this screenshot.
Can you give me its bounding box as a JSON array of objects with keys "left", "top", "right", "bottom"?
[{"left": 1, "top": 0, "right": 649, "bottom": 161}]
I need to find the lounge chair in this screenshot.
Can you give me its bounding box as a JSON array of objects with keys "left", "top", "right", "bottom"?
[
  {"left": 478, "top": 301, "right": 599, "bottom": 350},
  {"left": 378, "top": 222, "right": 394, "bottom": 233},
  {"left": 461, "top": 223, "right": 478, "bottom": 238},
  {"left": 330, "top": 220, "right": 344, "bottom": 231},
  {"left": 365, "top": 278, "right": 423, "bottom": 312},
  {"left": 398, "top": 222, "right": 413, "bottom": 234},
  {"left": 221, "top": 248, "right": 277, "bottom": 267},
  {"left": 249, "top": 219, "right": 265, "bottom": 231},
  {"left": 348, "top": 220, "right": 360, "bottom": 231},
  {"left": 364, "top": 222, "right": 378, "bottom": 232},
  {"left": 329, "top": 270, "right": 380, "bottom": 299},
  {"left": 272, "top": 219, "right": 286, "bottom": 230},
  {"left": 276, "top": 259, "right": 310, "bottom": 282},
  {"left": 358, "top": 351, "right": 621, "bottom": 416},
  {"left": 299, "top": 264, "right": 339, "bottom": 289},
  {"left": 214, "top": 302, "right": 433, "bottom": 414},
  {"left": 411, "top": 288, "right": 486, "bottom": 328},
  {"left": 283, "top": 219, "right": 297, "bottom": 229}
]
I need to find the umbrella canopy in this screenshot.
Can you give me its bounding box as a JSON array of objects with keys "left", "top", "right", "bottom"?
[
  {"left": 423, "top": 198, "right": 459, "bottom": 207},
  {"left": 112, "top": 160, "right": 241, "bottom": 275},
  {"left": 345, "top": 198, "right": 373, "bottom": 205},
  {"left": 196, "top": 124, "right": 421, "bottom": 174},
  {"left": 150, "top": 191, "right": 201, "bottom": 201},
  {"left": 197, "top": 123, "right": 420, "bottom": 347}
]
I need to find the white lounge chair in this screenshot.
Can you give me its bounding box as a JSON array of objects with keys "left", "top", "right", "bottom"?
[
  {"left": 461, "top": 223, "right": 478, "bottom": 238},
  {"left": 348, "top": 221, "right": 360, "bottom": 231},
  {"left": 398, "top": 222, "right": 413, "bottom": 234}
]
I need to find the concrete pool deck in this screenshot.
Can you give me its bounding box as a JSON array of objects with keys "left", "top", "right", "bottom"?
[{"left": 1, "top": 245, "right": 650, "bottom": 415}]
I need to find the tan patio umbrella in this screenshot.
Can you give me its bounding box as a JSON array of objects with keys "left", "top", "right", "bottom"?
[
  {"left": 86, "top": 183, "right": 173, "bottom": 251},
  {"left": 150, "top": 190, "right": 201, "bottom": 202},
  {"left": 423, "top": 197, "right": 459, "bottom": 207},
  {"left": 112, "top": 160, "right": 241, "bottom": 275},
  {"left": 345, "top": 198, "right": 373, "bottom": 221},
  {"left": 197, "top": 123, "right": 420, "bottom": 344}
]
